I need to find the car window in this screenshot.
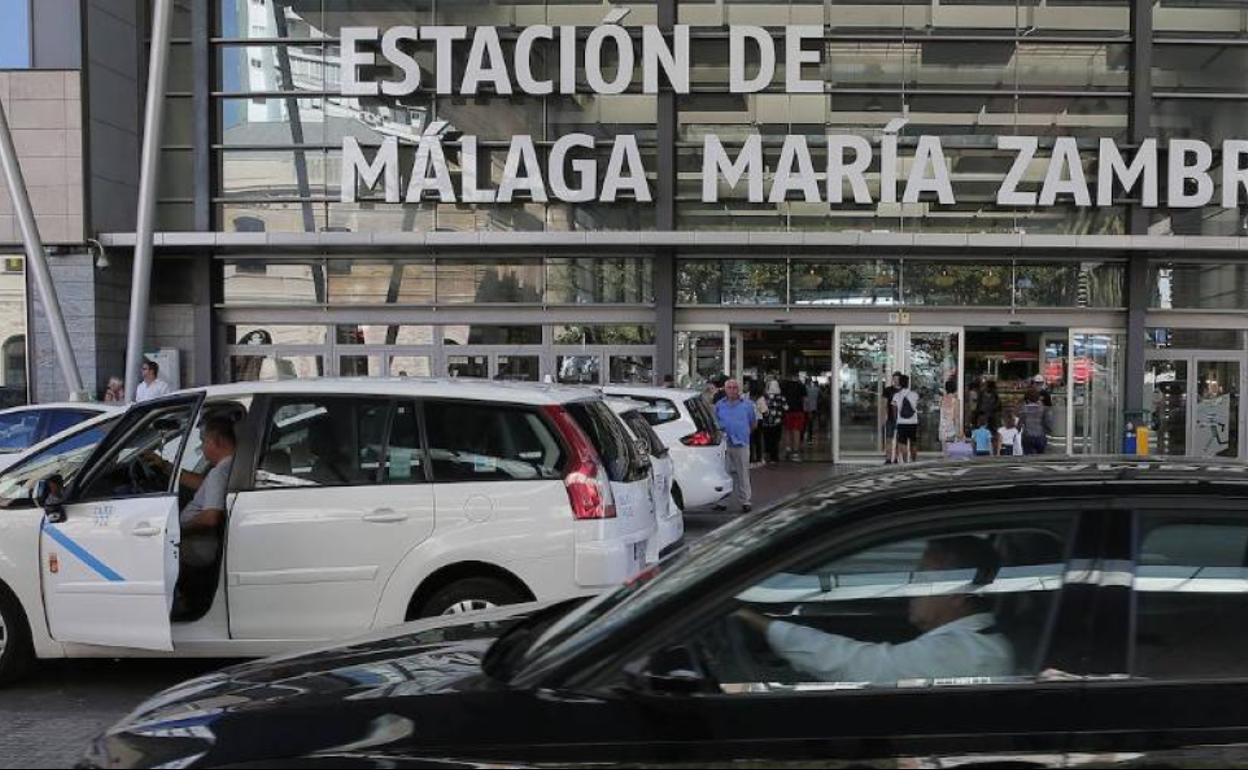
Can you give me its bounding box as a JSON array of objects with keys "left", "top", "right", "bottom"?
[
  {"left": 684, "top": 395, "right": 722, "bottom": 442},
  {"left": 1134, "top": 513, "right": 1248, "bottom": 680},
  {"left": 0, "top": 417, "right": 119, "bottom": 509},
  {"left": 43, "top": 409, "right": 95, "bottom": 440},
  {"left": 255, "top": 398, "right": 390, "bottom": 488},
  {"left": 644, "top": 516, "right": 1076, "bottom": 694},
  {"left": 615, "top": 396, "right": 680, "bottom": 426},
  {"left": 623, "top": 410, "right": 668, "bottom": 458},
  {"left": 425, "top": 400, "right": 564, "bottom": 482},
  {"left": 77, "top": 403, "right": 198, "bottom": 501},
  {"left": 567, "top": 401, "right": 648, "bottom": 483},
  {"left": 0, "top": 412, "right": 41, "bottom": 452},
  {"left": 384, "top": 401, "right": 425, "bottom": 483}
]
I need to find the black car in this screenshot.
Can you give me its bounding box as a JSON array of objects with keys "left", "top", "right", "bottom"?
[{"left": 85, "top": 458, "right": 1248, "bottom": 768}]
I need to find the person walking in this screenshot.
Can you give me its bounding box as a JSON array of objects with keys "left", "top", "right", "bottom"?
[
  {"left": 749, "top": 380, "right": 767, "bottom": 465},
  {"left": 971, "top": 416, "right": 994, "bottom": 457},
  {"left": 763, "top": 378, "right": 786, "bottom": 463},
  {"left": 883, "top": 371, "right": 902, "bottom": 463},
  {"left": 803, "top": 377, "right": 820, "bottom": 445},
  {"left": 939, "top": 378, "right": 961, "bottom": 451},
  {"left": 1019, "top": 387, "right": 1053, "bottom": 456},
  {"left": 715, "top": 378, "right": 757, "bottom": 513},
  {"left": 892, "top": 374, "right": 920, "bottom": 464},
  {"left": 781, "top": 377, "right": 807, "bottom": 462}
]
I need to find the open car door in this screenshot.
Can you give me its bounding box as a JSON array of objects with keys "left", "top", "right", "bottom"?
[{"left": 39, "top": 393, "right": 203, "bottom": 651}]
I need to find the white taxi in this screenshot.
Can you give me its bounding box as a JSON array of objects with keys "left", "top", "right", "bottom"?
[{"left": 0, "top": 380, "right": 654, "bottom": 683}]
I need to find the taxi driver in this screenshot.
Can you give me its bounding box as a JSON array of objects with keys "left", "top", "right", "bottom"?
[{"left": 736, "top": 536, "right": 1014, "bottom": 685}]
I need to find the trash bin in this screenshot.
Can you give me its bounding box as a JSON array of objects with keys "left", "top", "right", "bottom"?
[{"left": 1123, "top": 410, "right": 1151, "bottom": 456}]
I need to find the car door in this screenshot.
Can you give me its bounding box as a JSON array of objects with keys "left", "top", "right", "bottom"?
[
  {"left": 227, "top": 395, "right": 435, "bottom": 640},
  {"left": 481, "top": 503, "right": 1104, "bottom": 768},
  {"left": 39, "top": 394, "right": 202, "bottom": 651},
  {"left": 1074, "top": 498, "right": 1248, "bottom": 765}
]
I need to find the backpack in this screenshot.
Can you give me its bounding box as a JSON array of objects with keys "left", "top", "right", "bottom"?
[
  {"left": 764, "top": 395, "right": 786, "bottom": 427},
  {"left": 898, "top": 390, "right": 916, "bottom": 420}
]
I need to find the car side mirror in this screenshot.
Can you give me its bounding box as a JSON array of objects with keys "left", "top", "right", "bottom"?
[
  {"left": 34, "top": 475, "right": 66, "bottom": 523},
  {"left": 626, "top": 647, "right": 709, "bottom": 696}
]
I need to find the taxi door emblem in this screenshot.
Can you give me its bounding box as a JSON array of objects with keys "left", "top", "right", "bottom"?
[{"left": 48, "top": 552, "right": 59, "bottom": 574}]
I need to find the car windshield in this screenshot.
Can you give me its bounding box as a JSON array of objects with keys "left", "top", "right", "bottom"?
[{"left": 516, "top": 503, "right": 818, "bottom": 673}]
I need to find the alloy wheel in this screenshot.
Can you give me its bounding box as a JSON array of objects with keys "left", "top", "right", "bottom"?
[{"left": 442, "top": 599, "right": 498, "bottom": 616}]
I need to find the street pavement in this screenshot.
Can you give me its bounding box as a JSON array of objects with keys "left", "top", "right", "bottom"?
[{"left": 0, "top": 462, "right": 840, "bottom": 769}]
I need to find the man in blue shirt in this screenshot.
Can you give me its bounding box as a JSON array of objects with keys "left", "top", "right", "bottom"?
[{"left": 715, "top": 378, "right": 758, "bottom": 512}]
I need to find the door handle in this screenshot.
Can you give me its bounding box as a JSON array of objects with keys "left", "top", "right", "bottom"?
[
  {"left": 363, "top": 509, "right": 408, "bottom": 524},
  {"left": 132, "top": 524, "right": 162, "bottom": 538}
]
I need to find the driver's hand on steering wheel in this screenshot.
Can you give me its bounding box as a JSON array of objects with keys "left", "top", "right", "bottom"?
[{"left": 733, "top": 607, "right": 775, "bottom": 637}]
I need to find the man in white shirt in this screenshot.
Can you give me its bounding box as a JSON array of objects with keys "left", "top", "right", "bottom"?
[
  {"left": 737, "top": 536, "right": 1014, "bottom": 685},
  {"left": 891, "top": 373, "right": 920, "bottom": 463},
  {"left": 134, "top": 359, "right": 171, "bottom": 403}
]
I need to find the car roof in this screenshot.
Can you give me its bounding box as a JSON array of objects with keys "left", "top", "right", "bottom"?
[
  {"left": 0, "top": 402, "right": 119, "bottom": 415},
  {"left": 781, "top": 457, "right": 1248, "bottom": 515},
  {"left": 601, "top": 385, "right": 703, "bottom": 400},
  {"left": 178, "top": 378, "right": 604, "bottom": 406}
]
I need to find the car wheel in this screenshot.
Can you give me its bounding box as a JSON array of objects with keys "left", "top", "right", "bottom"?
[
  {"left": 671, "top": 483, "right": 685, "bottom": 511},
  {"left": 419, "top": 577, "right": 527, "bottom": 619},
  {"left": 0, "top": 589, "right": 34, "bottom": 686}
]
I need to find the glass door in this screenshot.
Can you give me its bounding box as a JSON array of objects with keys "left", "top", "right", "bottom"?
[
  {"left": 1193, "top": 359, "right": 1240, "bottom": 459},
  {"left": 675, "top": 325, "right": 730, "bottom": 388},
  {"left": 1070, "top": 330, "right": 1125, "bottom": 455},
  {"left": 834, "top": 327, "right": 963, "bottom": 462},
  {"left": 1145, "top": 359, "right": 1188, "bottom": 456}
]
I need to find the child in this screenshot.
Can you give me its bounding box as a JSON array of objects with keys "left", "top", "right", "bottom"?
[
  {"left": 997, "top": 413, "right": 1024, "bottom": 457},
  {"left": 971, "top": 416, "right": 994, "bottom": 457}
]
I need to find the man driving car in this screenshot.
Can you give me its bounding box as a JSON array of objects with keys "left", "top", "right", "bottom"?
[
  {"left": 176, "top": 416, "right": 236, "bottom": 570},
  {"left": 736, "top": 536, "right": 1014, "bottom": 685}
]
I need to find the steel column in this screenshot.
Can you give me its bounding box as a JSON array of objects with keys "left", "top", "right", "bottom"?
[
  {"left": 124, "top": 0, "right": 175, "bottom": 401},
  {"left": 0, "top": 101, "right": 86, "bottom": 401},
  {"left": 655, "top": 0, "right": 678, "bottom": 382},
  {"left": 1124, "top": 0, "right": 1154, "bottom": 414}
]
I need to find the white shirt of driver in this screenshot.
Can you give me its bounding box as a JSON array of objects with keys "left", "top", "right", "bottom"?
[
  {"left": 135, "top": 378, "right": 171, "bottom": 403},
  {"left": 766, "top": 612, "right": 1013, "bottom": 685}
]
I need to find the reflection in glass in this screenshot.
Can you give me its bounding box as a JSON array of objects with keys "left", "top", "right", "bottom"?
[
  {"left": 230, "top": 355, "right": 323, "bottom": 382},
  {"left": 905, "top": 262, "right": 1012, "bottom": 307},
  {"left": 442, "top": 326, "right": 542, "bottom": 346},
  {"left": 496, "top": 356, "right": 541, "bottom": 382},
  {"left": 610, "top": 356, "right": 655, "bottom": 385},
  {"left": 676, "top": 261, "right": 723, "bottom": 305},
  {"left": 1072, "top": 333, "right": 1124, "bottom": 455},
  {"left": 1015, "top": 262, "right": 1125, "bottom": 308},
  {"left": 838, "top": 332, "right": 893, "bottom": 457},
  {"left": 1146, "top": 360, "right": 1188, "bottom": 457},
  {"left": 1150, "top": 263, "right": 1248, "bottom": 310},
  {"left": 447, "top": 356, "right": 489, "bottom": 379},
  {"left": 223, "top": 261, "right": 325, "bottom": 305},
  {"left": 722, "top": 261, "right": 787, "bottom": 305},
  {"left": 228, "top": 325, "right": 327, "bottom": 346},
  {"left": 546, "top": 258, "right": 655, "bottom": 304},
  {"left": 1195, "top": 362, "right": 1240, "bottom": 459},
  {"left": 552, "top": 325, "right": 656, "bottom": 345},
  {"left": 1147, "top": 329, "right": 1244, "bottom": 351},
  {"left": 389, "top": 356, "right": 433, "bottom": 378},
  {"left": 337, "top": 325, "right": 435, "bottom": 346},
  {"left": 908, "top": 332, "right": 961, "bottom": 455},
  {"left": 557, "top": 355, "right": 602, "bottom": 385},
  {"left": 326, "top": 261, "right": 434, "bottom": 305},
  {"left": 676, "top": 331, "right": 725, "bottom": 388},
  {"left": 791, "top": 261, "right": 900, "bottom": 306},
  {"left": 340, "top": 355, "right": 384, "bottom": 378},
  {"left": 436, "top": 261, "right": 543, "bottom": 304}
]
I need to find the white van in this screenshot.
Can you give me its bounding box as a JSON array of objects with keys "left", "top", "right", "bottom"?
[
  {"left": 603, "top": 386, "right": 733, "bottom": 510},
  {"left": 0, "top": 380, "right": 654, "bottom": 682},
  {"left": 607, "top": 399, "right": 684, "bottom": 563}
]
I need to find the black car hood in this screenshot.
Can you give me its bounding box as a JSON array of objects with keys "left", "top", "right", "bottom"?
[{"left": 83, "top": 602, "right": 569, "bottom": 769}]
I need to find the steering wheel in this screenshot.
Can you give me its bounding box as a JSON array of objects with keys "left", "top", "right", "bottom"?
[
  {"left": 697, "top": 605, "right": 802, "bottom": 686},
  {"left": 128, "top": 455, "right": 165, "bottom": 494}
]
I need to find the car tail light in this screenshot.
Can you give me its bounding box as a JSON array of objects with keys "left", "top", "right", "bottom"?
[
  {"left": 543, "top": 405, "right": 617, "bottom": 520},
  {"left": 681, "top": 430, "right": 716, "bottom": 447}
]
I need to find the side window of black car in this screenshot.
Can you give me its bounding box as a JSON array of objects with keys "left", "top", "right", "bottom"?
[
  {"left": 1134, "top": 513, "right": 1248, "bottom": 680},
  {"left": 646, "top": 515, "right": 1078, "bottom": 695}
]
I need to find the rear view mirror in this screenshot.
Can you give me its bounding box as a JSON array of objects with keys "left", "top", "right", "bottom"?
[{"left": 34, "top": 475, "right": 66, "bottom": 523}]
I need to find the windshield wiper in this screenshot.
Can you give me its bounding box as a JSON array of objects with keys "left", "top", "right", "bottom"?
[{"left": 480, "top": 597, "right": 587, "bottom": 682}]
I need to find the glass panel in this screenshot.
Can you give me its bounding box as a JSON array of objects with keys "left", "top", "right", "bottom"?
[
  {"left": 1153, "top": 44, "right": 1248, "bottom": 94},
  {"left": 905, "top": 262, "right": 1012, "bottom": 307},
  {"left": 436, "top": 261, "right": 544, "bottom": 304},
  {"left": 217, "top": 202, "right": 328, "bottom": 233},
  {"left": 255, "top": 399, "right": 391, "bottom": 488},
  {"left": 1135, "top": 515, "right": 1248, "bottom": 683},
  {"left": 1041, "top": 334, "right": 1070, "bottom": 454},
  {"left": 1015, "top": 262, "right": 1126, "bottom": 308},
  {"left": 326, "top": 261, "right": 435, "bottom": 305},
  {"left": 1148, "top": 329, "right": 1244, "bottom": 351},
  {"left": 552, "top": 325, "right": 656, "bottom": 345},
  {"left": 1195, "top": 362, "right": 1240, "bottom": 459},
  {"left": 80, "top": 403, "right": 196, "bottom": 501},
  {"left": 610, "top": 355, "right": 655, "bottom": 385},
  {"left": 219, "top": 149, "right": 330, "bottom": 199},
  {"left": 1150, "top": 263, "right": 1248, "bottom": 310},
  {"left": 229, "top": 354, "right": 324, "bottom": 382},
  {"left": 495, "top": 356, "right": 541, "bottom": 382},
  {"left": 0, "top": 257, "right": 26, "bottom": 407},
  {"left": 546, "top": 258, "right": 655, "bottom": 305},
  {"left": 447, "top": 355, "right": 489, "bottom": 379},
  {"left": 557, "top": 355, "right": 602, "bottom": 385},
  {"left": 1072, "top": 333, "right": 1124, "bottom": 455},
  {"left": 1146, "top": 360, "right": 1188, "bottom": 458},
  {"left": 425, "top": 401, "right": 567, "bottom": 484},
  {"left": 336, "top": 325, "right": 435, "bottom": 346},
  {"left": 839, "top": 331, "right": 894, "bottom": 458},
  {"left": 223, "top": 261, "right": 325, "bottom": 305},
  {"left": 389, "top": 356, "right": 433, "bottom": 378},
  {"left": 722, "top": 261, "right": 788, "bottom": 305},
  {"left": 907, "top": 331, "right": 961, "bottom": 455},
  {"left": 339, "top": 355, "right": 384, "bottom": 378},
  {"left": 0, "top": 412, "right": 41, "bottom": 453},
  {"left": 217, "top": 96, "right": 326, "bottom": 145},
  {"left": 0, "top": 0, "right": 30, "bottom": 68},
  {"left": 676, "top": 261, "right": 723, "bottom": 305},
  {"left": 442, "top": 325, "right": 543, "bottom": 346},
  {"left": 791, "top": 261, "right": 900, "bottom": 306},
  {"left": 383, "top": 401, "right": 425, "bottom": 483},
  {"left": 676, "top": 331, "right": 726, "bottom": 389},
  {"left": 227, "top": 324, "right": 328, "bottom": 345},
  {"left": 0, "top": 419, "right": 118, "bottom": 510}
]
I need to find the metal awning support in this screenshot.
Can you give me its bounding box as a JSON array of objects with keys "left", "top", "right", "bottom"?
[
  {"left": 125, "top": 0, "right": 174, "bottom": 402},
  {"left": 0, "top": 100, "right": 86, "bottom": 401}
]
